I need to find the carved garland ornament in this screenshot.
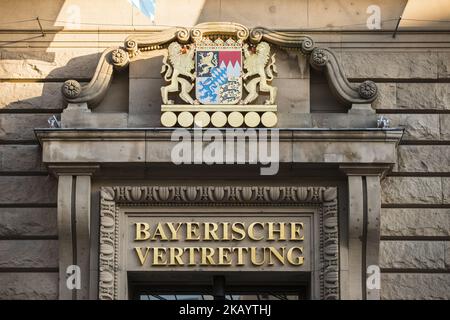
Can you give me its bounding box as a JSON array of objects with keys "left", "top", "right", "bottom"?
[
  {"left": 99, "top": 185, "right": 339, "bottom": 300},
  {"left": 62, "top": 22, "right": 378, "bottom": 112}
]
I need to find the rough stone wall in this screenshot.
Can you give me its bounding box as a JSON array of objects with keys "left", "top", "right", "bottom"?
[
  {"left": 0, "top": 0, "right": 449, "bottom": 300},
  {"left": 345, "top": 51, "right": 450, "bottom": 299}
]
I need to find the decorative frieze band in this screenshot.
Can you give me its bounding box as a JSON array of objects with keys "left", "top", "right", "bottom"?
[
  {"left": 99, "top": 185, "right": 339, "bottom": 300},
  {"left": 102, "top": 185, "right": 336, "bottom": 204}
]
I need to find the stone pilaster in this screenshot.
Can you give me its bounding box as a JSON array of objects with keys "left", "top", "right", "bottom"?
[
  {"left": 340, "top": 165, "right": 390, "bottom": 300},
  {"left": 49, "top": 165, "right": 98, "bottom": 300}
]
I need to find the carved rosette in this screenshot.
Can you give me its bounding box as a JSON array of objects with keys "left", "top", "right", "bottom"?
[
  {"left": 98, "top": 185, "right": 339, "bottom": 300},
  {"left": 62, "top": 79, "right": 81, "bottom": 99},
  {"left": 358, "top": 80, "right": 378, "bottom": 100},
  {"left": 111, "top": 48, "right": 130, "bottom": 69},
  {"left": 310, "top": 48, "right": 328, "bottom": 67}
]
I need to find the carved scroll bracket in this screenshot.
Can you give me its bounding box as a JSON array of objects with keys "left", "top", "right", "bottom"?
[{"left": 310, "top": 48, "right": 377, "bottom": 107}]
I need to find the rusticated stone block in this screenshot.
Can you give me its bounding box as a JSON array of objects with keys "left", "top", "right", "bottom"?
[
  {"left": 381, "top": 114, "right": 440, "bottom": 140},
  {"left": 381, "top": 208, "right": 450, "bottom": 237},
  {"left": 0, "top": 145, "right": 44, "bottom": 172},
  {"left": 0, "top": 82, "right": 64, "bottom": 111},
  {"left": 381, "top": 273, "right": 450, "bottom": 300},
  {"left": 372, "top": 83, "right": 396, "bottom": 110},
  {"left": 341, "top": 51, "right": 438, "bottom": 79},
  {"left": 437, "top": 84, "right": 450, "bottom": 110},
  {"left": 0, "top": 49, "right": 101, "bottom": 79},
  {"left": 441, "top": 115, "right": 450, "bottom": 140},
  {"left": 396, "top": 145, "right": 450, "bottom": 173},
  {"left": 446, "top": 243, "right": 450, "bottom": 268},
  {"left": 444, "top": 178, "right": 450, "bottom": 204},
  {"left": 381, "top": 177, "right": 442, "bottom": 204},
  {"left": 438, "top": 52, "right": 450, "bottom": 79},
  {"left": 0, "top": 273, "right": 57, "bottom": 300},
  {"left": 0, "top": 240, "right": 58, "bottom": 268},
  {"left": 0, "top": 208, "right": 56, "bottom": 237},
  {"left": 380, "top": 241, "right": 447, "bottom": 269},
  {"left": 0, "top": 114, "right": 54, "bottom": 141},
  {"left": 0, "top": 176, "right": 57, "bottom": 204},
  {"left": 397, "top": 83, "right": 448, "bottom": 110}
]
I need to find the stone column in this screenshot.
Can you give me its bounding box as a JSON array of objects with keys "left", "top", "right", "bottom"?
[
  {"left": 340, "top": 165, "right": 388, "bottom": 300},
  {"left": 49, "top": 165, "right": 98, "bottom": 300}
]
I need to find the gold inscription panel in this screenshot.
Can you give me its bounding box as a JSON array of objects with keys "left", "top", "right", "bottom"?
[{"left": 125, "top": 213, "right": 313, "bottom": 272}]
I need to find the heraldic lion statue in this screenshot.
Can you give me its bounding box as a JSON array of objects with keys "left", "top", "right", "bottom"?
[
  {"left": 161, "top": 42, "right": 196, "bottom": 104},
  {"left": 242, "top": 41, "right": 277, "bottom": 105}
]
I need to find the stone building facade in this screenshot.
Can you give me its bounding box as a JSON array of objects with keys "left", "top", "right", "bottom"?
[{"left": 0, "top": 0, "right": 449, "bottom": 300}]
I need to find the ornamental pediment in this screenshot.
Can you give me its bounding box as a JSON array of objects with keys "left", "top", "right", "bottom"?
[{"left": 61, "top": 22, "right": 379, "bottom": 129}]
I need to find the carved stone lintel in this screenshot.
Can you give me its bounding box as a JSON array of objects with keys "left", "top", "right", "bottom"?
[{"left": 98, "top": 185, "right": 339, "bottom": 300}]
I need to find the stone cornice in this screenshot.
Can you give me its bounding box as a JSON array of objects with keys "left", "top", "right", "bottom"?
[
  {"left": 35, "top": 128, "right": 402, "bottom": 172},
  {"left": 35, "top": 128, "right": 403, "bottom": 141}
]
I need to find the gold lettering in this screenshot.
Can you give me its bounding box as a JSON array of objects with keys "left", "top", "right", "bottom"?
[
  {"left": 134, "top": 247, "right": 151, "bottom": 265},
  {"left": 250, "top": 247, "right": 265, "bottom": 266},
  {"left": 168, "top": 247, "right": 184, "bottom": 265},
  {"left": 290, "top": 222, "right": 304, "bottom": 241},
  {"left": 151, "top": 223, "right": 168, "bottom": 241},
  {"left": 152, "top": 247, "right": 167, "bottom": 265},
  {"left": 233, "top": 247, "right": 248, "bottom": 265},
  {"left": 231, "top": 222, "right": 246, "bottom": 241},
  {"left": 200, "top": 247, "right": 215, "bottom": 265},
  {"left": 135, "top": 222, "right": 150, "bottom": 241},
  {"left": 268, "top": 222, "right": 286, "bottom": 240},
  {"left": 166, "top": 223, "right": 182, "bottom": 241},
  {"left": 268, "top": 246, "right": 286, "bottom": 265},
  {"left": 287, "top": 246, "right": 304, "bottom": 265},
  {"left": 222, "top": 222, "right": 230, "bottom": 240},
  {"left": 186, "top": 247, "right": 200, "bottom": 265},
  {"left": 248, "top": 222, "right": 265, "bottom": 241},
  {"left": 217, "top": 247, "right": 232, "bottom": 265},
  {"left": 204, "top": 222, "right": 219, "bottom": 241},
  {"left": 186, "top": 222, "right": 200, "bottom": 240}
]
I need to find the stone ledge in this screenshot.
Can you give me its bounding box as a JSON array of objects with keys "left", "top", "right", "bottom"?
[{"left": 35, "top": 128, "right": 402, "bottom": 167}]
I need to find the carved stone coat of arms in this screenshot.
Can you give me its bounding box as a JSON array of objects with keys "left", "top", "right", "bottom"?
[
  {"left": 159, "top": 25, "right": 278, "bottom": 128},
  {"left": 195, "top": 38, "right": 243, "bottom": 105}
]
